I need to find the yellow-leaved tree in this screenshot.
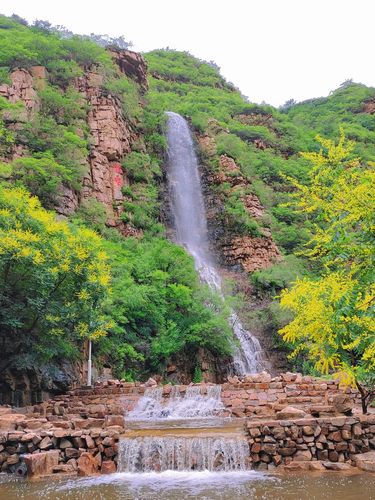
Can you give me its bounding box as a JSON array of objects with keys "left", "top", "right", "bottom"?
[
  {"left": 0, "top": 184, "right": 112, "bottom": 375},
  {"left": 279, "top": 130, "right": 375, "bottom": 413}
]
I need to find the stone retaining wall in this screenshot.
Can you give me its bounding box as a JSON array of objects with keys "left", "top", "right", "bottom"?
[
  {"left": 0, "top": 412, "right": 374, "bottom": 476},
  {"left": 246, "top": 414, "right": 375, "bottom": 470},
  {"left": 39, "top": 373, "right": 357, "bottom": 420},
  {"left": 0, "top": 414, "right": 123, "bottom": 476}
]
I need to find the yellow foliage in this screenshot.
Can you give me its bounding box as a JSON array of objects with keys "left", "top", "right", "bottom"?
[{"left": 279, "top": 132, "right": 375, "bottom": 387}]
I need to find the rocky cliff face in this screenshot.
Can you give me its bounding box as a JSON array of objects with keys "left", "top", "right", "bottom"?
[
  {"left": 62, "top": 49, "right": 148, "bottom": 226},
  {"left": 199, "top": 142, "right": 282, "bottom": 274},
  {"left": 0, "top": 50, "right": 149, "bottom": 400},
  {"left": 0, "top": 50, "right": 148, "bottom": 229}
]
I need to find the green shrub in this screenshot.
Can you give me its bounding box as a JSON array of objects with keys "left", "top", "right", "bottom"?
[
  {"left": 4, "top": 152, "right": 72, "bottom": 207},
  {"left": 251, "top": 255, "right": 307, "bottom": 295}
]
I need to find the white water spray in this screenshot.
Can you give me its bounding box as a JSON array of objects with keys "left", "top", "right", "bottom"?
[{"left": 118, "top": 435, "right": 249, "bottom": 472}]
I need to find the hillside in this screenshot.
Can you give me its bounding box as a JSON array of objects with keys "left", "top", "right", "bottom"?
[{"left": 0, "top": 15, "right": 374, "bottom": 404}]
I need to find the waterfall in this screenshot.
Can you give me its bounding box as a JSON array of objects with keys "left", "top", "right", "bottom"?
[
  {"left": 118, "top": 436, "right": 249, "bottom": 472},
  {"left": 127, "top": 385, "right": 224, "bottom": 420},
  {"left": 165, "top": 111, "right": 264, "bottom": 375}
]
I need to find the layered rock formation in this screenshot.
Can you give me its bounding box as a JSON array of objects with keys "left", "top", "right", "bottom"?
[
  {"left": 207, "top": 153, "right": 281, "bottom": 274},
  {"left": 0, "top": 50, "right": 148, "bottom": 227},
  {"left": 0, "top": 68, "right": 39, "bottom": 115},
  {"left": 74, "top": 69, "right": 137, "bottom": 225}
]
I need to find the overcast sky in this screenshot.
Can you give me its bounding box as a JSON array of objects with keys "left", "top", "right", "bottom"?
[{"left": 2, "top": 0, "right": 374, "bottom": 106}]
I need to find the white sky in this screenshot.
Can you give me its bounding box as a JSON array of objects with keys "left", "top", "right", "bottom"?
[{"left": 2, "top": 0, "right": 374, "bottom": 106}]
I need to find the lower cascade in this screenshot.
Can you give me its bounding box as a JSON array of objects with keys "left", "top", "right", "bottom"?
[
  {"left": 117, "top": 436, "right": 249, "bottom": 472},
  {"left": 122, "top": 384, "right": 250, "bottom": 473}
]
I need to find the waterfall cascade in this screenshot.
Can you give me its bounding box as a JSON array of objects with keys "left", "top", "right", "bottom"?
[
  {"left": 118, "top": 435, "right": 249, "bottom": 473},
  {"left": 118, "top": 111, "right": 263, "bottom": 475},
  {"left": 121, "top": 384, "right": 249, "bottom": 473},
  {"left": 127, "top": 385, "right": 224, "bottom": 420},
  {"left": 165, "top": 111, "right": 264, "bottom": 375}
]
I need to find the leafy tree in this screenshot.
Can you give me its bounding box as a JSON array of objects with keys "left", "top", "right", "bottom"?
[
  {"left": 279, "top": 132, "right": 375, "bottom": 412},
  {"left": 97, "top": 237, "right": 232, "bottom": 380},
  {"left": 0, "top": 185, "right": 112, "bottom": 373}
]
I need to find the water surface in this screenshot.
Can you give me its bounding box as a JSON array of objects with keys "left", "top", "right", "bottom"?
[{"left": 0, "top": 470, "right": 373, "bottom": 500}]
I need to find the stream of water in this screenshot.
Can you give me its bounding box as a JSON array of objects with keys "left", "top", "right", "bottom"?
[
  {"left": 165, "top": 111, "right": 263, "bottom": 375},
  {"left": 1, "top": 471, "right": 374, "bottom": 499}
]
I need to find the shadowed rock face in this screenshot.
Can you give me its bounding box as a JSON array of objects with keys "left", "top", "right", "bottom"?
[{"left": 108, "top": 48, "right": 148, "bottom": 93}]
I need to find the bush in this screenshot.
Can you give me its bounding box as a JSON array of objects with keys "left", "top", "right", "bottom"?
[
  {"left": 3, "top": 153, "right": 72, "bottom": 207},
  {"left": 98, "top": 237, "right": 232, "bottom": 378},
  {"left": 251, "top": 255, "right": 307, "bottom": 295}
]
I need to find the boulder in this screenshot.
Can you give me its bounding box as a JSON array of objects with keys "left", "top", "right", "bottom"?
[
  {"left": 39, "top": 436, "right": 53, "bottom": 450},
  {"left": 276, "top": 406, "right": 307, "bottom": 420},
  {"left": 105, "top": 415, "right": 124, "bottom": 428},
  {"left": 77, "top": 452, "right": 99, "bottom": 476},
  {"left": 353, "top": 451, "right": 375, "bottom": 472},
  {"left": 101, "top": 460, "right": 116, "bottom": 474},
  {"left": 227, "top": 375, "right": 240, "bottom": 385},
  {"left": 24, "top": 450, "right": 59, "bottom": 477},
  {"left": 332, "top": 394, "right": 353, "bottom": 415},
  {"left": 293, "top": 450, "right": 312, "bottom": 461},
  {"left": 323, "top": 462, "right": 353, "bottom": 471}
]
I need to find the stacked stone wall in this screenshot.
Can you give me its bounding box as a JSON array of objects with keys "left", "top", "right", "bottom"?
[{"left": 246, "top": 414, "right": 375, "bottom": 470}]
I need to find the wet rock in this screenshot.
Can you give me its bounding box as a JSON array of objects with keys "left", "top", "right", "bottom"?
[
  {"left": 323, "top": 462, "right": 353, "bottom": 471},
  {"left": 101, "top": 460, "right": 116, "bottom": 474},
  {"left": 145, "top": 378, "right": 157, "bottom": 387},
  {"left": 24, "top": 450, "right": 59, "bottom": 477},
  {"left": 105, "top": 415, "right": 124, "bottom": 428},
  {"left": 6, "top": 454, "right": 20, "bottom": 465},
  {"left": 77, "top": 452, "right": 99, "bottom": 476},
  {"left": 353, "top": 451, "right": 375, "bottom": 472}
]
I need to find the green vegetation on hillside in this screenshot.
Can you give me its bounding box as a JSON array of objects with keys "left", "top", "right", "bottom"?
[
  {"left": 0, "top": 17, "right": 233, "bottom": 381},
  {"left": 0, "top": 15, "right": 374, "bottom": 385},
  {"left": 143, "top": 49, "right": 375, "bottom": 375}
]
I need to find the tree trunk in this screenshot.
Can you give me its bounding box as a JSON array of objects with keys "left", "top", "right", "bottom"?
[{"left": 356, "top": 382, "right": 368, "bottom": 414}]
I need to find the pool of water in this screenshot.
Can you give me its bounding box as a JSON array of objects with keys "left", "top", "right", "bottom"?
[{"left": 0, "top": 470, "right": 374, "bottom": 500}]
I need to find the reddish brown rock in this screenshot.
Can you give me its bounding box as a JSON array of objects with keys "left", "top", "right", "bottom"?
[
  {"left": 77, "top": 452, "right": 99, "bottom": 476},
  {"left": 353, "top": 451, "right": 375, "bottom": 472},
  {"left": 223, "top": 234, "right": 281, "bottom": 273},
  {"left": 276, "top": 406, "right": 307, "bottom": 420},
  {"left": 101, "top": 460, "right": 117, "bottom": 474},
  {"left": 108, "top": 49, "right": 148, "bottom": 92},
  {"left": 0, "top": 68, "right": 39, "bottom": 115},
  {"left": 24, "top": 450, "right": 59, "bottom": 477},
  {"left": 105, "top": 415, "right": 124, "bottom": 428}
]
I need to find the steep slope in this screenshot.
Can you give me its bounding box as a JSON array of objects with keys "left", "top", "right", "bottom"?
[
  {"left": 142, "top": 49, "right": 375, "bottom": 371},
  {"left": 0, "top": 16, "right": 374, "bottom": 403}
]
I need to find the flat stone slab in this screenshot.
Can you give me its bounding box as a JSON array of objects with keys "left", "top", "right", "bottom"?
[{"left": 353, "top": 451, "right": 375, "bottom": 472}]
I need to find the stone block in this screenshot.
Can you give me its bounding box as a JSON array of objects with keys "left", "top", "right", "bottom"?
[
  {"left": 77, "top": 452, "right": 99, "bottom": 476},
  {"left": 24, "top": 450, "right": 59, "bottom": 477}
]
